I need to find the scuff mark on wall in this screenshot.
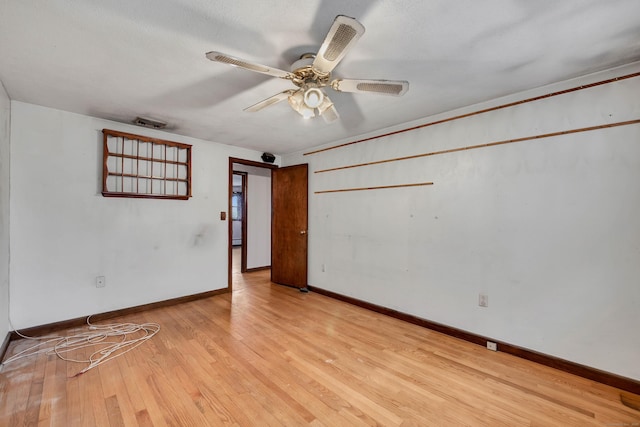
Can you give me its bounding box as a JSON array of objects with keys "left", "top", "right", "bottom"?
[{"left": 193, "top": 224, "right": 213, "bottom": 247}]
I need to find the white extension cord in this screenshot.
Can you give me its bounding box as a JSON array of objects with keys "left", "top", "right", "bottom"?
[{"left": 1, "top": 316, "right": 160, "bottom": 377}]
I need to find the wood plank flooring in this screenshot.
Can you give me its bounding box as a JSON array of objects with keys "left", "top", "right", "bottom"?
[{"left": 1, "top": 264, "right": 639, "bottom": 425}]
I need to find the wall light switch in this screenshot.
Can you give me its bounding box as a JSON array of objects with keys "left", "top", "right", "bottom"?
[{"left": 220, "top": 211, "right": 226, "bottom": 220}]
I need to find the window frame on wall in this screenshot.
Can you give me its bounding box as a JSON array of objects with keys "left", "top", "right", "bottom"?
[{"left": 102, "top": 129, "right": 192, "bottom": 200}]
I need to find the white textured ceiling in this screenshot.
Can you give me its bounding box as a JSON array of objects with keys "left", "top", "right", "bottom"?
[{"left": 1, "top": 0, "right": 639, "bottom": 154}]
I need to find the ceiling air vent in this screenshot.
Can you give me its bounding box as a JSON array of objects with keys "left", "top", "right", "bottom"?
[{"left": 133, "top": 116, "right": 167, "bottom": 129}]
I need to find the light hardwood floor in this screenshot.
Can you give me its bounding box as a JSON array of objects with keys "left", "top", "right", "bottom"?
[{"left": 1, "top": 266, "right": 639, "bottom": 426}]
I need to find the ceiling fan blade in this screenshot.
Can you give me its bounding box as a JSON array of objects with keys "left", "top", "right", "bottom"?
[
  {"left": 312, "top": 15, "right": 365, "bottom": 75},
  {"left": 331, "top": 78, "right": 409, "bottom": 96},
  {"left": 318, "top": 95, "right": 340, "bottom": 123},
  {"left": 244, "top": 90, "right": 295, "bottom": 112},
  {"left": 206, "top": 51, "right": 294, "bottom": 79}
]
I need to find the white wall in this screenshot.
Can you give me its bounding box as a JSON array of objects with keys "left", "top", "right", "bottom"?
[
  {"left": 284, "top": 63, "right": 640, "bottom": 381},
  {"left": 9, "top": 102, "right": 266, "bottom": 328},
  {"left": 0, "top": 82, "right": 10, "bottom": 341},
  {"left": 233, "top": 164, "right": 271, "bottom": 269}
]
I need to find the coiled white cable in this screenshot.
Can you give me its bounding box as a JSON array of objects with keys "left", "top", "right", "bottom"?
[{"left": 2, "top": 316, "right": 160, "bottom": 377}]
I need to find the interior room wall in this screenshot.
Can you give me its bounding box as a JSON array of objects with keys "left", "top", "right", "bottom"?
[
  {"left": 0, "top": 82, "right": 10, "bottom": 341},
  {"left": 9, "top": 102, "right": 266, "bottom": 329},
  {"left": 283, "top": 62, "right": 640, "bottom": 381},
  {"left": 233, "top": 164, "right": 271, "bottom": 269}
]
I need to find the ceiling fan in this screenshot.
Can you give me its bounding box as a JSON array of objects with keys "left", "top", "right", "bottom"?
[{"left": 206, "top": 15, "right": 409, "bottom": 123}]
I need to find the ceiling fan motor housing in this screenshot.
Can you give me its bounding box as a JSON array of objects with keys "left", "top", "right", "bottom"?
[
  {"left": 290, "top": 54, "right": 315, "bottom": 73},
  {"left": 290, "top": 54, "right": 330, "bottom": 89}
]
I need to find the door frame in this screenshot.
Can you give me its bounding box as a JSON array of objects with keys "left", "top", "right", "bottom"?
[
  {"left": 228, "top": 157, "right": 278, "bottom": 290},
  {"left": 232, "top": 171, "right": 248, "bottom": 272}
]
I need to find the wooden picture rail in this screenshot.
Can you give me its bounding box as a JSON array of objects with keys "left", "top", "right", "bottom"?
[
  {"left": 315, "top": 119, "right": 640, "bottom": 174},
  {"left": 303, "top": 71, "right": 640, "bottom": 157},
  {"left": 315, "top": 182, "right": 433, "bottom": 194}
]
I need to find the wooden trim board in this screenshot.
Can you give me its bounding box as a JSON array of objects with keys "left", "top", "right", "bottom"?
[
  {"left": 308, "top": 285, "right": 640, "bottom": 395},
  {"left": 245, "top": 265, "right": 271, "bottom": 273},
  {"left": 315, "top": 182, "right": 433, "bottom": 194}
]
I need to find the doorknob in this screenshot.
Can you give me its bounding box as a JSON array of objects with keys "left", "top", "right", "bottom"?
[{"left": 300, "top": 230, "right": 307, "bottom": 235}]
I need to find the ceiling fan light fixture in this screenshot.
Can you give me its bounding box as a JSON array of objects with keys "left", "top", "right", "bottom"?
[
  {"left": 288, "top": 90, "right": 316, "bottom": 119},
  {"left": 303, "top": 87, "right": 324, "bottom": 109},
  {"left": 288, "top": 90, "right": 303, "bottom": 109},
  {"left": 318, "top": 96, "right": 339, "bottom": 123},
  {"left": 300, "top": 107, "right": 315, "bottom": 119},
  {"left": 317, "top": 96, "right": 333, "bottom": 113}
]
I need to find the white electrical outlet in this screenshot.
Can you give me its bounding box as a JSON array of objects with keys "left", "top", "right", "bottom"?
[
  {"left": 479, "top": 293, "right": 488, "bottom": 307},
  {"left": 96, "top": 276, "right": 105, "bottom": 288},
  {"left": 487, "top": 341, "right": 498, "bottom": 351}
]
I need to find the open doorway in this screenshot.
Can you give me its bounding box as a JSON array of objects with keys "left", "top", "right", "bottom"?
[{"left": 228, "top": 158, "right": 278, "bottom": 289}]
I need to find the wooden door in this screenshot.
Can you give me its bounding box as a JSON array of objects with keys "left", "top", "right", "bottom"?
[{"left": 271, "top": 164, "right": 308, "bottom": 288}]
